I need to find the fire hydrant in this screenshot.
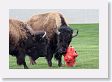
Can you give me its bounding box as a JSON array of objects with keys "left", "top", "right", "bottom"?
[{"left": 64, "top": 46, "right": 78, "bottom": 67}]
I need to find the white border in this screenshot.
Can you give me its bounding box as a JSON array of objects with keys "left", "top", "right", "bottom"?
[{"left": 0, "top": 0, "right": 108, "bottom": 78}]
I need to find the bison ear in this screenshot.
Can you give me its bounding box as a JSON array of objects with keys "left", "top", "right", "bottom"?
[{"left": 72, "top": 29, "right": 78, "bottom": 38}]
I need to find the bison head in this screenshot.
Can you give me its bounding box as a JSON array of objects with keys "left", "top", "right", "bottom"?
[
  {"left": 32, "top": 31, "right": 46, "bottom": 41},
  {"left": 56, "top": 25, "right": 78, "bottom": 55},
  {"left": 27, "top": 31, "right": 48, "bottom": 60},
  {"left": 26, "top": 31, "right": 47, "bottom": 47}
]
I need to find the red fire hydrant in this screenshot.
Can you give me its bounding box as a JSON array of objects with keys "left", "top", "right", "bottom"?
[{"left": 64, "top": 46, "right": 78, "bottom": 67}]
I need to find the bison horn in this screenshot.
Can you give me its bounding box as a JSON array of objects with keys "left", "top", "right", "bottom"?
[
  {"left": 56, "top": 30, "right": 60, "bottom": 35},
  {"left": 72, "top": 29, "right": 78, "bottom": 38},
  {"left": 42, "top": 32, "right": 46, "bottom": 38}
]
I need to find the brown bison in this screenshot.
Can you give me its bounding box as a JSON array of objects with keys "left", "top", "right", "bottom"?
[
  {"left": 27, "top": 12, "right": 78, "bottom": 67},
  {"left": 9, "top": 19, "right": 47, "bottom": 69}
]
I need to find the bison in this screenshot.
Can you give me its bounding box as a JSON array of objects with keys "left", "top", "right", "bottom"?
[
  {"left": 27, "top": 12, "right": 78, "bottom": 67},
  {"left": 9, "top": 19, "right": 48, "bottom": 69}
]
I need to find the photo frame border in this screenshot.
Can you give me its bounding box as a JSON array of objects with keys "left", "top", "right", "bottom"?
[{"left": 0, "top": 0, "right": 108, "bottom": 78}]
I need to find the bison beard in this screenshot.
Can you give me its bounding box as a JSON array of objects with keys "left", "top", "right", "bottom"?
[{"left": 9, "top": 19, "right": 47, "bottom": 69}]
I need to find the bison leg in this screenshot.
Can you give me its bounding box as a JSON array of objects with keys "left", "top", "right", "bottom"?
[
  {"left": 46, "top": 54, "right": 53, "bottom": 67},
  {"left": 55, "top": 53, "right": 62, "bottom": 67},
  {"left": 58, "top": 55, "right": 62, "bottom": 67},
  {"left": 47, "top": 59, "right": 52, "bottom": 67},
  {"left": 16, "top": 52, "right": 28, "bottom": 69},
  {"left": 29, "top": 57, "right": 36, "bottom": 65},
  {"left": 23, "top": 61, "right": 28, "bottom": 69},
  {"left": 47, "top": 58, "right": 52, "bottom": 67}
]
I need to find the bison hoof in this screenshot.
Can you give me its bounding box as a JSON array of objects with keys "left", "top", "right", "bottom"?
[
  {"left": 48, "top": 64, "right": 52, "bottom": 67},
  {"left": 17, "top": 61, "right": 23, "bottom": 65},
  {"left": 58, "top": 63, "right": 62, "bottom": 67},
  {"left": 48, "top": 63, "right": 52, "bottom": 67},
  {"left": 24, "top": 66, "right": 29, "bottom": 69}
]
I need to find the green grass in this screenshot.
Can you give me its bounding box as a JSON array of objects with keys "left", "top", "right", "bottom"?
[{"left": 9, "top": 23, "right": 99, "bottom": 69}]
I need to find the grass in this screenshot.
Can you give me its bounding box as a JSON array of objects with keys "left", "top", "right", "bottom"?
[{"left": 9, "top": 23, "right": 99, "bottom": 69}]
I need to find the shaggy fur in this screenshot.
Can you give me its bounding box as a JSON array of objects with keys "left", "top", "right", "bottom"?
[
  {"left": 27, "top": 12, "right": 67, "bottom": 40},
  {"left": 9, "top": 19, "right": 48, "bottom": 68}
]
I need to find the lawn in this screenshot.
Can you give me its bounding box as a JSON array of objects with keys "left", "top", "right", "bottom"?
[{"left": 9, "top": 23, "right": 99, "bottom": 69}]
